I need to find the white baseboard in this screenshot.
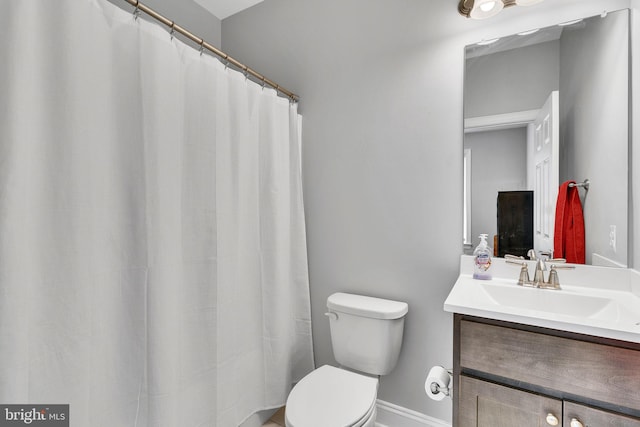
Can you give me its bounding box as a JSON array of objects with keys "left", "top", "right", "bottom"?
[{"left": 374, "top": 400, "right": 451, "bottom": 427}]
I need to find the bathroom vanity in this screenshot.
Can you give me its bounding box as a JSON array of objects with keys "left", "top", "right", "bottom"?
[
  {"left": 445, "top": 256, "right": 640, "bottom": 427},
  {"left": 453, "top": 315, "right": 640, "bottom": 426},
  {"left": 453, "top": 6, "right": 638, "bottom": 424}
]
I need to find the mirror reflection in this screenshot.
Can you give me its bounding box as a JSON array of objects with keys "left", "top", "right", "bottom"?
[{"left": 463, "top": 9, "right": 629, "bottom": 267}]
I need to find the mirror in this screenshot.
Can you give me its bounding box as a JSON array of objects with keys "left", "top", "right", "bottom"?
[{"left": 463, "top": 9, "right": 629, "bottom": 267}]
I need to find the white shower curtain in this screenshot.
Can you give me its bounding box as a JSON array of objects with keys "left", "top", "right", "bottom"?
[{"left": 0, "top": 1, "right": 314, "bottom": 425}]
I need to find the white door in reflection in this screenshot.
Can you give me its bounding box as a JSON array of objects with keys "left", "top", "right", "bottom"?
[{"left": 531, "top": 91, "right": 559, "bottom": 257}]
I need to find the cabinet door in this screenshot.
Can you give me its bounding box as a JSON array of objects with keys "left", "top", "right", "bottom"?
[
  {"left": 459, "top": 376, "right": 562, "bottom": 427},
  {"left": 564, "top": 401, "right": 640, "bottom": 427}
]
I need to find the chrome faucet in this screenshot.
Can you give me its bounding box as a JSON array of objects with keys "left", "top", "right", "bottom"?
[
  {"left": 506, "top": 252, "right": 574, "bottom": 289},
  {"left": 533, "top": 251, "right": 553, "bottom": 287},
  {"left": 533, "top": 258, "right": 547, "bottom": 286}
]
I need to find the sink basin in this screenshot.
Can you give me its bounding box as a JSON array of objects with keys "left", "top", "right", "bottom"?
[
  {"left": 589, "top": 300, "right": 640, "bottom": 324},
  {"left": 480, "top": 283, "right": 612, "bottom": 318}
]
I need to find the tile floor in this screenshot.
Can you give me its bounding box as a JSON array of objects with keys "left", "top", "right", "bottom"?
[{"left": 262, "top": 407, "right": 286, "bottom": 427}]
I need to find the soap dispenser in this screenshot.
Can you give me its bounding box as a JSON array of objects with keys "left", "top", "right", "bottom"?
[{"left": 473, "top": 234, "right": 492, "bottom": 280}]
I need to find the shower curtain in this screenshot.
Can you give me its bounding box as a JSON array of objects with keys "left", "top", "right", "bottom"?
[{"left": 0, "top": 1, "right": 314, "bottom": 426}]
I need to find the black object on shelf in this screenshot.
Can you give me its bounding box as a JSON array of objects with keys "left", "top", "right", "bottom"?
[{"left": 497, "top": 191, "right": 534, "bottom": 258}]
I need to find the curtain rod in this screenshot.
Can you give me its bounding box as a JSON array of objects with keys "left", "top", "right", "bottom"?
[{"left": 124, "top": 0, "right": 299, "bottom": 102}]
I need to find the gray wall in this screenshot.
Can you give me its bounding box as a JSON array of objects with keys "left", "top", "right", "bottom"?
[
  {"left": 465, "top": 40, "right": 560, "bottom": 118},
  {"left": 106, "top": 0, "right": 221, "bottom": 47},
  {"left": 560, "top": 10, "right": 629, "bottom": 266},
  {"left": 221, "top": 0, "right": 636, "bottom": 422},
  {"left": 464, "top": 128, "right": 528, "bottom": 251}
]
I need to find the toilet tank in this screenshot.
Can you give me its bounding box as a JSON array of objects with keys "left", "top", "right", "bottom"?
[{"left": 326, "top": 293, "right": 408, "bottom": 376}]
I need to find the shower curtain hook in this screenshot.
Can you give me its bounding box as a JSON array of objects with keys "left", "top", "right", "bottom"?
[
  {"left": 199, "top": 39, "right": 205, "bottom": 56},
  {"left": 243, "top": 67, "right": 249, "bottom": 81},
  {"left": 133, "top": 1, "right": 141, "bottom": 21},
  {"left": 169, "top": 21, "right": 175, "bottom": 40}
]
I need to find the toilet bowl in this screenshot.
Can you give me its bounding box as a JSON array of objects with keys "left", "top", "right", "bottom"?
[
  {"left": 284, "top": 293, "right": 408, "bottom": 427},
  {"left": 285, "top": 365, "right": 378, "bottom": 427}
]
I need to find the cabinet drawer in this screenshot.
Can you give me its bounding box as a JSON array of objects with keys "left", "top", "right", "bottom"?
[
  {"left": 460, "top": 320, "right": 640, "bottom": 410},
  {"left": 459, "top": 375, "right": 562, "bottom": 427},
  {"left": 564, "top": 401, "right": 640, "bottom": 427}
]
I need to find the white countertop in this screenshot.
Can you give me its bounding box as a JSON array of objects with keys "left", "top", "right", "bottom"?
[{"left": 444, "top": 255, "right": 640, "bottom": 343}]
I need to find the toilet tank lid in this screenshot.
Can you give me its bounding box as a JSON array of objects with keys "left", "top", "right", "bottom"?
[{"left": 327, "top": 293, "right": 408, "bottom": 319}]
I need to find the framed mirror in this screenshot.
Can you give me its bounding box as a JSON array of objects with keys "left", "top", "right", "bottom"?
[{"left": 463, "top": 9, "right": 629, "bottom": 267}]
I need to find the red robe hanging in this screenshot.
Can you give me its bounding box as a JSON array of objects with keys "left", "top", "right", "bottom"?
[{"left": 553, "top": 181, "right": 585, "bottom": 264}]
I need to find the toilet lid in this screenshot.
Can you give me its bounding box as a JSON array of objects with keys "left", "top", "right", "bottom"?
[{"left": 285, "top": 365, "right": 378, "bottom": 427}]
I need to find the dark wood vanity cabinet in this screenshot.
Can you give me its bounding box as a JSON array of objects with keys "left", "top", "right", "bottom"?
[{"left": 453, "top": 315, "right": 640, "bottom": 427}]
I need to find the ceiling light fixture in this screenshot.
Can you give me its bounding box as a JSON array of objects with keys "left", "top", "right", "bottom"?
[
  {"left": 458, "top": 0, "right": 544, "bottom": 19},
  {"left": 472, "top": 0, "right": 503, "bottom": 19}
]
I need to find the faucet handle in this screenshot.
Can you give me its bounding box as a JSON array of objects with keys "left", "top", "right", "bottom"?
[
  {"left": 517, "top": 263, "right": 531, "bottom": 286},
  {"left": 506, "top": 260, "right": 531, "bottom": 286},
  {"left": 548, "top": 258, "right": 567, "bottom": 263},
  {"left": 505, "top": 254, "right": 525, "bottom": 260},
  {"left": 545, "top": 264, "right": 576, "bottom": 289},
  {"left": 546, "top": 269, "right": 561, "bottom": 289}
]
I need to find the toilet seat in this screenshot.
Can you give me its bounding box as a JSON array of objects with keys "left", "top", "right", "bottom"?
[{"left": 285, "top": 365, "right": 378, "bottom": 427}]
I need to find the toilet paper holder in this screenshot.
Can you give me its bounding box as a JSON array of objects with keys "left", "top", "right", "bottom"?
[
  {"left": 429, "top": 378, "right": 451, "bottom": 396},
  {"left": 426, "top": 366, "right": 453, "bottom": 399}
]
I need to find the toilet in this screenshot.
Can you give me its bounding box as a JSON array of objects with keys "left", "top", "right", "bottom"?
[{"left": 285, "top": 292, "right": 409, "bottom": 427}]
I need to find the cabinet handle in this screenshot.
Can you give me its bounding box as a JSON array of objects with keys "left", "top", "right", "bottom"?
[
  {"left": 545, "top": 413, "right": 559, "bottom": 426},
  {"left": 570, "top": 418, "right": 584, "bottom": 427}
]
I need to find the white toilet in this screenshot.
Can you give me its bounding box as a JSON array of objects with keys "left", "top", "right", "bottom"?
[{"left": 285, "top": 292, "right": 409, "bottom": 427}]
